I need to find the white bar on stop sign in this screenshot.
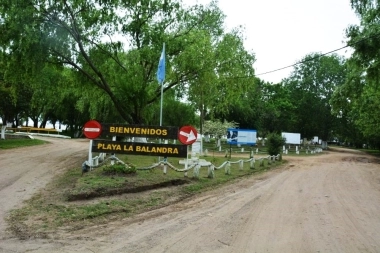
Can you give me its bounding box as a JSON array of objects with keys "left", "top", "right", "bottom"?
[{"left": 84, "top": 127, "right": 100, "bottom": 132}]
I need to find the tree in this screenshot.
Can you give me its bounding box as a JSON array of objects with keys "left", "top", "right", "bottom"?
[
  {"left": 258, "top": 81, "right": 295, "bottom": 135},
  {"left": 348, "top": 0, "right": 380, "bottom": 83},
  {"left": 216, "top": 77, "right": 262, "bottom": 130},
  {"left": 336, "top": 0, "right": 380, "bottom": 146},
  {"left": 0, "top": 83, "right": 14, "bottom": 139},
  {"left": 173, "top": 28, "right": 256, "bottom": 140},
  {"left": 266, "top": 133, "right": 286, "bottom": 156},
  {"left": 0, "top": 0, "right": 250, "bottom": 126},
  {"left": 203, "top": 119, "right": 238, "bottom": 147},
  {"left": 0, "top": 81, "right": 33, "bottom": 139},
  {"left": 331, "top": 59, "right": 380, "bottom": 147},
  {"left": 144, "top": 89, "right": 198, "bottom": 127},
  {"left": 284, "top": 53, "right": 347, "bottom": 140}
]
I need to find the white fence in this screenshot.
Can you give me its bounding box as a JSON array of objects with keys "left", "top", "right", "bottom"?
[
  {"left": 84, "top": 146, "right": 323, "bottom": 177},
  {"left": 84, "top": 153, "right": 281, "bottom": 178}
]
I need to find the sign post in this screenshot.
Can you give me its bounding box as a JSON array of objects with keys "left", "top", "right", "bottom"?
[
  {"left": 83, "top": 120, "right": 102, "bottom": 167},
  {"left": 178, "top": 125, "right": 198, "bottom": 174},
  {"left": 88, "top": 140, "right": 93, "bottom": 167}
]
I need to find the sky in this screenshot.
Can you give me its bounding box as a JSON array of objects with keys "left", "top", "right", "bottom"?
[{"left": 184, "top": 0, "right": 361, "bottom": 83}]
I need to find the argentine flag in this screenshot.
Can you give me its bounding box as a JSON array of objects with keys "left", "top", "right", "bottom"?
[{"left": 157, "top": 44, "right": 165, "bottom": 84}]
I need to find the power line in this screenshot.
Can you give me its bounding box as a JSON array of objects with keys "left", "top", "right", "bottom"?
[
  {"left": 255, "top": 45, "right": 350, "bottom": 76},
  {"left": 255, "top": 32, "right": 380, "bottom": 77}
]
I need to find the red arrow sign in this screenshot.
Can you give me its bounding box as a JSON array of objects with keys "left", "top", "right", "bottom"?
[
  {"left": 83, "top": 120, "right": 102, "bottom": 139},
  {"left": 178, "top": 125, "right": 198, "bottom": 145}
]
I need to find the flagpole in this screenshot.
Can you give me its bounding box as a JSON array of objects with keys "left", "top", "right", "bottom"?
[
  {"left": 159, "top": 59, "right": 164, "bottom": 162},
  {"left": 159, "top": 79, "right": 163, "bottom": 126},
  {"left": 159, "top": 43, "right": 165, "bottom": 127},
  {"left": 157, "top": 43, "right": 165, "bottom": 164}
]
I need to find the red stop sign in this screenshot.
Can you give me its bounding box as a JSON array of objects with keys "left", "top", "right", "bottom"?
[
  {"left": 83, "top": 120, "right": 102, "bottom": 139},
  {"left": 178, "top": 125, "right": 198, "bottom": 145}
]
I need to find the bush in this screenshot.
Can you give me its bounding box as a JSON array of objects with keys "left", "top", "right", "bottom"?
[
  {"left": 103, "top": 164, "right": 137, "bottom": 175},
  {"left": 266, "top": 133, "right": 286, "bottom": 156}
]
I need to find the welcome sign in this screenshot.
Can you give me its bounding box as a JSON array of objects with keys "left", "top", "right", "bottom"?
[
  {"left": 92, "top": 140, "right": 187, "bottom": 158},
  {"left": 101, "top": 124, "right": 178, "bottom": 139},
  {"left": 83, "top": 121, "right": 195, "bottom": 158}
]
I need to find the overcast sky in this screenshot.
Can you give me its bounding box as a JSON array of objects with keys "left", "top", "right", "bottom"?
[{"left": 184, "top": 0, "right": 360, "bottom": 83}]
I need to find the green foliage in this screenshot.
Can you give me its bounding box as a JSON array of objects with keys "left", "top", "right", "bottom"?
[
  {"left": 0, "top": 0, "right": 255, "bottom": 126},
  {"left": 217, "top": 77, "right": 262, "bottom": 130},
  {"left": 0, "top": 138, "right": 46, "bottom": 149},
  {"left": 266, "top": 133, "right": 286, "bottom": 156},
  {"left": 102, "top": 164, "right": 137, "bottom": 175},
  {"left": 0, "top": 79, "right": 33, "bottom": 126},
  {"left": 330, "top": 0, "right": 380, "bottom": 146},
  {"left": 144, "top": 88, "right": 198, "bottom": 127},
  {"left": 258, "top": 80, "right": 295, "bottom": 135},
  {"left": 347, "top": 0, "right": 380, "bottom": 82},
  {"left": 284, "top": 53, "right": 347, "bottom": 140}
]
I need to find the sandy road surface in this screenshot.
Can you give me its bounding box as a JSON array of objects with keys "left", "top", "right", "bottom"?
[
  {"left": 1, "top": 138, "right": 380, "bottom": 253},
  {"left": 0, "top": 137, "right": 89, "bottom": 238}
]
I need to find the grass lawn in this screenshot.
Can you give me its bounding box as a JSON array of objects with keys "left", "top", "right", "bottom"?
[{"left": 0, "top": 138, "right": 46, "bottom": 149}]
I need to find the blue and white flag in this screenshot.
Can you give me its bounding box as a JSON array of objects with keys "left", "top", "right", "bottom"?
[{"left": 157, "top": 43, "right": 165, "bottom": 84}]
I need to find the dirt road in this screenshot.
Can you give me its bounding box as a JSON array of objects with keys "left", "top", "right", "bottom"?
[{"left": 1, "top": 137, "right": 380, "bottom": 253}]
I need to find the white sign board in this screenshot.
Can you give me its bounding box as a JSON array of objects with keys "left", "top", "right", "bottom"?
[
  {"left": 191, "top": 134, "right": 202, "bottom": 154},
  {"left": 227, "top": 129, "right": 257, "bottom": 145},
  {"left": 282, "top": 132, "right": 301, "bottom": 145}
]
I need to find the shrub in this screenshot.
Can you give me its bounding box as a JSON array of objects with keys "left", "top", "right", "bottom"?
[
  {"left": 103, "top": 164, "right": 137, "bottom": 175},
  {"left": 266, "top": 133, "right": 286, "bottom": 156}
]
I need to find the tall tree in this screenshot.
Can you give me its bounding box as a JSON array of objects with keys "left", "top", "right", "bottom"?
[
  {"left": 216, "top": 77, "right": 262, "bottom": 131},
  {"left": 259, "top": 81, "right": 295, "bottom": 135},
  {"left": 0, "top": 0, "right": 250, "bottom": 125},
  {"left": 284, "top": 53, "right": 347, "bottom": 140},
  {"left": 178, "top": 29, "right": 256, "bottom": 135},
  {"left": 338, "top": 0, "right": 380, "bottom": 145}
]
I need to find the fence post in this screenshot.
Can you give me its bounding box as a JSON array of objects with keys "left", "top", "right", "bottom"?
[
  {"left": 193, "top": 164, "right": 200, "bottom": 178},
  {"left": 250, "top": 158, "right": 255, "bottom": 169},
  {"left": 208, "top": 165, "right": 215, "bottom": 179},
  {"left": 225, "top": 161, "right": 231, "bottom": 175},
  {"left": 92, "top": 156, "right": 99, "bottom": 166},
  {"left": 163, "top": 157, "right": 167, "bottom": 174}
]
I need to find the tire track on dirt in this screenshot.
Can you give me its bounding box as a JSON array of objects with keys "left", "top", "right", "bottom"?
[{"left": 0, "top": 137, "right": 88, "bottom": 241}]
